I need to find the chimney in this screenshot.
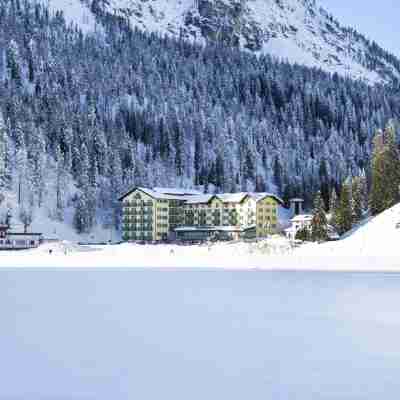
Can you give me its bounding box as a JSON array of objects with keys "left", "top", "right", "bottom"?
[{"left": 290, "top": 198, "right": 304, "bottom": 217}]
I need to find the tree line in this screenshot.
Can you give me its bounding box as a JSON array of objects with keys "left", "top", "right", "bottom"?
[{"left": 298, "top": 121, "right": 400, "bottom": 242}]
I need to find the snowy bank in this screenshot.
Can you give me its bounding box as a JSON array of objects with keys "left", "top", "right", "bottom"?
[{"left": 0, "top": 240, "right": 399, "bottom": 271}]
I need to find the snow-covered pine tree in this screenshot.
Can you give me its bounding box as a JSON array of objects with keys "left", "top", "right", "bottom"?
[
  {"left": 55, "top": 146, "right": 66, "bottom": 221},
  {"left": 73, "top": 194, "right": 88, "bottom": 234},
  {"left": 336, "top": 181, "right": 353, "bottom": 235},
  {"left": 370, "top": 131, "right": 386, "bottom": 216},
  {"left": 311, "top": 191, "right": 328, "bottom": 242},
  {"left": 6, "top": 40, "right": 22, "bottom": 87},
  {"left": 29, "top": 127, "right": 46, "bottom": 208},
  {"left": 0, "top": 112, "right": 6, "bottom": 192},
  {"left": 383, "top": 122, "right": 400, "bottom": 207},
  {"left": 351, "top": 176, "right": 364, "bottom": 224},
  {"left": 370, "top": 123, "right": 400, "bottom": 216},
  {"left": 358, "top": 170, "right": 369, "bottom": 214},
  {"left": 329, "top": 187, "right": 339, "bottom": 226},
  {"left": 15, "top": 145, "right": 28, "bottom": 206}
]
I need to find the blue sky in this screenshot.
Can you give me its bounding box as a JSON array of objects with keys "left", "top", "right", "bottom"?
[{"left": 319, "top": 0, "right": 399, "bottom": 57}]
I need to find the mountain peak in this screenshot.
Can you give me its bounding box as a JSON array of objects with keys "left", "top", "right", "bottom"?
[{"left": 40, "top": 0, "right": 400, "bottom": 83}]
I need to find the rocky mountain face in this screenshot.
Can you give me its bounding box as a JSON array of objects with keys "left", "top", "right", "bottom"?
[
  {"left": 81, "top": 0, "right": 400, "bottom": 84},
  {"left": 183, "top": 0, "right": 265, "bottom": 50}
]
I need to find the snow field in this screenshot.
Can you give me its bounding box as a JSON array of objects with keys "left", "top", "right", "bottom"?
[{"left": 1, "top": 269, "right": 400, "bottom": 399}]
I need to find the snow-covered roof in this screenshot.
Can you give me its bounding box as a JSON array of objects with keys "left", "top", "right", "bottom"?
[
  {"left": 216, "top": 193, "right": 249, "bottom": 203},
  {"left": 119, "top": 187, "right": 284, "bottom": 205},
  {"left": 291, "top": 214, "right": 313, "bottom": 222},
  {"left": 250, "top": 192, "right": 284, "bottom": 205},
  {"left": 119, "top": 187, "right": 199, "bottom": 201},
  {"left": 185, "top": 194, "right": 215, "bottom": 204},
  {"left": 187, "top": 192, "right": 251, "bottom": 204},
  {"left": 153, "top": 187, "right": 202, "bottom": 196},
  {"left": 7, "top": 232, "right": 43, "bottom": 237}
]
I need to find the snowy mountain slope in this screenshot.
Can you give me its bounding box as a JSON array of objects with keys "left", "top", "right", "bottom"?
[
  {"left": 297, "top": 203, "right": 400, "bottom": 257},
  {"left": 38, "top": 0, "right": 100, "bottom": 33},
  {"left": 81, "top": 0, "right": 400, "bottom": 84}
]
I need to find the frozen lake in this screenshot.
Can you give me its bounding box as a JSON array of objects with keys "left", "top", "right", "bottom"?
[{"left": 1, "top": 269, "right": 400, "bottom": 399}]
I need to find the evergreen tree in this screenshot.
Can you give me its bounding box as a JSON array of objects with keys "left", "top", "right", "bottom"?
[
  {"left": 311, "top": 191, "right": 328, "bottom": 242},
  {"left": 295, "top": 226, "right": 310, "bottom": 242},
  {"left": 55, "top": 146, "right": 66, "bottom": 221},
  {"left": 351, "top": 176, "right": 364, "bottom": 224},
  {"left": 329, "top": 187, "right": 339, "bottom": 228},
  {"left": 6, "top": 40, "right": 22, "bottom": 86},
  {"left": 370, "top": 123, "right": 400, "bottom": 216},
  {"left": 73, "top": 194, "right": 87, "bottom": 234},
  {"left": 15, "top": 146, "right": 28, "bottom": 205},
  {"left": 194, "top": 130, "right": 202, "bottom": 185},
  {"left": 0, "top": 113, "right": 6, "bottom": 191},
  {"left": 329, "top": 188, "right": 338, "bottom": 214},
  {"left": 273, "top": 157, "right": 282, "bottom": 194},
  {"left": 383, "top": 123, "right": 400, "bottom": 206},
  {"left": 370, "top": 131, "right": 386, "bottom": 216},
  {"left": 336, "top": 181, "right": 352, "bottom": 235}
]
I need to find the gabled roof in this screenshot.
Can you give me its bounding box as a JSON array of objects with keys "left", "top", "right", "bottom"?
[
  {"left": 291, "top": 214, "right": 313, "bottom": 222},
  {"left": 216, "top": 193, "right": 249, "bottom": 204},
  {"left": 185, "top": 194, "right": 215, "bottom": 204},
  {"left": 119, "top": 187, "right": 198, "bottom": 201},
  {"left": 137, "top": 187, "right": 189, "bottom": 200},
  {"left": 250, "top": 192, "right": 284, "bottom": 205},
  {"left": 119, "top": 187, "right": 284, "bottom": 205},
  {"left": 187, "top": 192, "right": 250, "bottom": 205},
  {"left": 153, "top": 187, "right": 202, "bottom": 196}
]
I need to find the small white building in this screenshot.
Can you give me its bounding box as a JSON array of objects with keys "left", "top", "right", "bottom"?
[
  {"left": 285, "top": 214, "right": 340, "bottom": 241},
  {"left": 285, "top": 214, "right": 313, "bottom": 241},
  {"left": 0, "top": 224, "right": 43, "bottom": 250}
]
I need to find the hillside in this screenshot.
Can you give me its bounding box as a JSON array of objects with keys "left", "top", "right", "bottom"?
[
  {"left": 297, "top": 203, "right": 400, "bottom": 257},
  {"left": 0, "top": 0, "right": 399, "bottom": 238},
  {"left": 42, "top": 0, "right": 400, "bottom": 84}
]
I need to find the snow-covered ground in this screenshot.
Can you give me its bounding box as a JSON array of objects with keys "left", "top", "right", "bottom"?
[
  {"left": 296, "top": 202, "right": 400, "bottom": 258},
  {"left": 1, "top": 202, "right": 400, "bottom": 270},
  {"left": 1, "top": 190, "right": 118, "bottom": 243},
  {"left": 1, "top": 269, "right": 400, "bottom": 399}
]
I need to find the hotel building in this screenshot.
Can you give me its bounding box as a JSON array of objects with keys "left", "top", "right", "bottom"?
[{"left": 119, "top": 187, "right": 284, "bottom": 242}]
